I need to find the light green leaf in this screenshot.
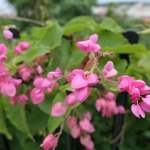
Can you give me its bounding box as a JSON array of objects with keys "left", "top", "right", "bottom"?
[
  {"left": 3, "top": 97, "right": 34, "bottom": 141},
  {"left": 100, "top": 17, "right": 123, "bottom": 33},
  {"left": 63, "top": 16, "right": 101, "bottom": 35},
  {"left": 110, "top": 44, "right": 148, "bottom": 54},
  {"left": 97, "top": 30, "right": 128, "bottom": 49},
  {"left": 0, "top": 98, "right": 12, "bottom": 140}
]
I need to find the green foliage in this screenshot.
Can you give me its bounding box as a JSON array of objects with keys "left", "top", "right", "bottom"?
[
  {"left": 0, "top": 98, "right": 12, "bottom": 140},
  {"left": 3, "top": 97, "right": 34, "bottom": 141},
  {"left": 1, "top": 14, "right": 150, "bottom": 150}
]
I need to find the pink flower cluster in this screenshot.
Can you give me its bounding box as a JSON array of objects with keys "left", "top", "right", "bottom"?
[
  {"left": 117, "top": 76, "right": 150, "bottom": 118},
  {"left": 30, "top": 68, "right": 62, "bottom": 104},
  {"left": 66, "top": 112, "right": 95, "bottom": 150},
  {"left": 0, "top": 44, "right": 26, "bottom": 105},
  {"left": 95, "top": 92, "right": 125, "bottom": 117},
  {"left": 51, "top": 69, "right": 99, "bottom": 117}
]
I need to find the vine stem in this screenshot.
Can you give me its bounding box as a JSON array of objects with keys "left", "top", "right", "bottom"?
[
  {"left": 52, "top": 107, "right": 71, "bottom": 150},
  {"left": 90, "top": 53, "right": 98, "bottom": 73},
  {"left": 0, "top": 16, "right": 45, "bottom": 26}
]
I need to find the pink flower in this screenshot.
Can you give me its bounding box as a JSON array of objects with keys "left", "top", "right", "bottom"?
[
  {"left": 71, "top": 71, "right": 98, "bottom": 102},
  {"left": 76, "top": 34, "right": 101, "bottom": 53},
  {"left": 140, "top": 101, "right": 150, "bottom": 113},
  {"left": 95, "top": 98, "right": 106, "bottom": 112},
  {"left": 47, "top": 68, "right": 62, "bottom": 78},
  {"left": 0, "top": 44, "right": 7, "bottom": 55},
  {"left": 141, "top": 95, "right": 150, "bottom": 105},
  {"left": 79, "top": 118, "right": 95, "bottom": 133},
  {"left": 40, "top": 134, "right": 56, "bottom": 150},
  {"left": 71, "top": 125, "right": 81, "bottom": 138},
  {"left": 117, "top": 105, "right": 125, "bottom": 114},
  {"left": 64, "top": 93, "right": 77, "bottom": 106},
  {"left": 102, "top": 61, "right": 118, "bottom": 79},
  {"left": 37, "top": 65, "right": 43, "bottom": 74},
  {"left": 3, "top": 29, "right": 13, "bottom": 39},
  {"left": 131, "top": 104, "right": 145, "bottom": 118},
  {"left": 18, "top": 94, "right": 28, "bottom": 104},
  {"left": 66, "top": 116, "right": 76, "bottom": 129},
  {"left": 14, "top": 41, "right": 30, "bottom": 54},
  {"left": 51, "top": 102, "right": 66, "bottom": 116},
  {"left": 83, "top": 111, "right": 92, "bottom": 121},
  {"left": 19, "top": 41, "right": 30, "bottom": 50},
  {"left": 1, "top": 82, "right": 16, "bottom": 97},
  {"left": 74, "top": 87, "right": 90, "bottom": 103},
  {"left": 80, "top": 134, "right": 91, "bottom": 147},
  {"left": 105, "top": 92, "right": 115, "bottom": 100},
  {"left": 30, "top": 88, "right": 45, "bottom": 104}
]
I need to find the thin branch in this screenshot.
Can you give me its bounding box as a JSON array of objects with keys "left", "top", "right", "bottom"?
[
  {"left": 0, "top": 16, "right": 45, "bottom": 26},
  {"left": 109, "top": 122, "right": 126, "bottom": 145}
]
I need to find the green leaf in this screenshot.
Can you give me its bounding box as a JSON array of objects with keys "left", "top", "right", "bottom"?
[
  {"left": 27, "top": 106, "right": 49, "bottom": 135},
  {"left": 97, "top": 30, "right": 128, "bottom": 49},
  {"left": 48, "top": 38, "right": 86, "bottom": 71},
  {"left": 3, "top": 97, "right": 34, "bottom": 141},
  {"left": 0, "top": 98, "right": 12, "bottom": 140},
  {"left": 21, "top": 46, "right": 50, "bottom": 63},
  {"left": 31, "top": 20, "right": 63, "bottom": 48},
  {"left": 63, "top": 16, "right": 101, "bottom": 35},
  {"left": 109, "top": 44, "right": 148, "bottom": 54},
  {"left": 100, "top": 17, "right": 123, "bottom": 33},
  {"left": 138, "top": 53, "right": 150, "bottom": 71}
]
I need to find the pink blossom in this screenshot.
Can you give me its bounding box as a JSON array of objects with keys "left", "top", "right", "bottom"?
[
  {"left": 117, "top": 105, "right": 125, "bottom": 114},
  {"left": 30, "top": 88, "right": 45, "bottom": 104},
  {"left": 66, "top": 116, "right": 76, "bottom": 129},
  {"left": 117, "top": 78, "right": 131, "bottom": 92},
  {"left": 129, "top": 86, "right": 140, "bottom": 103},
  {"left": 51, "top": 102, "right": 66, "bottom": 116},
  {"left": 37, "top": 65, "right": 43, "bottom": 74},
  {"left": 102, "top": 61, "right": 118, "bottom": 79},
  {"left": 79, "top": 118, "right": 95, "bottom": 133},
  {"left": 105, "top": 92, "right": 115, "bottom": 100},
  {"left": 140, "top": 101, "right": 150, "bottom": 113},
  {"left": 3, "top": 29, "right": 13, "bottom": 39},
  {"left": 139, "top": 85, "right": 150, "bottom": 95},
  {"left": 40, "top": 134, "right": 56, "bottom": 150},
  {"left": 83, "top": 111, "right": 92, "bottom": 121},
  {"left": 18, "top": 94, "right": 28, "bottom": 104},
  {"left": 19, "top": 41, "right": 30, "bottom": 50},
  {"left": 131, "top": 104, "right": 145, "bottom": 118},
  {"left": 47, "top": 68, "right": 62, "bottom": 78},
  {"left": 0, "top": 44, "right": 7, "bottom": 55},
  {"left": 141, "top": 95, "right": 150, "bottom": 105},
  {"left": 76, "top": 34, "right": 101, "bottom": 53},
  {"left": 64, "top": 93, "right": 77, "bottom": 106},
  {"left": 95, "top": 98, "right": 106, "bottom": 112},
  {"left": 74, "top": 87, "right": 90, "bottom": 103},
  {"left": 80, "top": 134, "right": 91, "bottom": 147},
  {"left": 1, "top": 82, "right": 16, "bottom": 97},
  {"left": 71, "top": 125, "right": 81, "bottom": 138},
  {"left": 14, "top": 45, "right": 22, "bottom": 54},
  {"left": 10, "top": 97, "right": 18, "bottom": 106}
]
